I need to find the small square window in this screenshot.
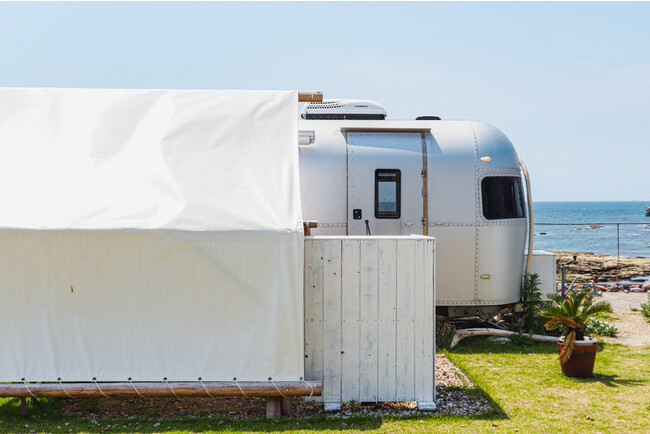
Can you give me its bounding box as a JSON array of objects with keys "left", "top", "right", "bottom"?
[{"left": 375, "top": 169, "right": 401, "bottom": 219}]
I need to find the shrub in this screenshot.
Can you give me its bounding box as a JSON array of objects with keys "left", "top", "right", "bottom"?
[
  {"left": 509, "top": 330, "right": 535, "bottom": 347},
  {"left": 584, "top": 317, "right": 618, "bottom": 337},
  {"left": 519, "top": 273, "right": 546, "bottom": 333},
  {"left": 436, "top": 320, "right": 457, "bottom": 350},
  {"left": 641, "top": 293, "right": 650, "bottom": 321}
]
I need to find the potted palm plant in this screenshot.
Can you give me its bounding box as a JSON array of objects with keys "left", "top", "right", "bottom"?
[{"left": 540, "top": 290, "right": 611, "bottom": 378}]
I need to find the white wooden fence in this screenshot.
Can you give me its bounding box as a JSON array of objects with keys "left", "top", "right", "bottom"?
[{"left": 304, "top": 235, "right": 436, "bottom": 411}]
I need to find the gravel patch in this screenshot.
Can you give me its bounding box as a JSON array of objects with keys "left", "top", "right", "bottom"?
[
  {"left": 600, "top": 291, "right": 648, "bottom": 312},
  {"left": 600, "top": 292, "right": 650, "bottom": 348},
  {"left": 59, "top": 354, "right": 490, "bottom": 420}
]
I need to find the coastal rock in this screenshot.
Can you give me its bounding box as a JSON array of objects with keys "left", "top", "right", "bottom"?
[{"left": 555, "top": 252, "right": 650, "bottom": 282}]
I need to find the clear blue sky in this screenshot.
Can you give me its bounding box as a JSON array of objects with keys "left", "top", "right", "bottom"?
[{"left": 1, "top": 1, "right": 648, "bottom": 201}]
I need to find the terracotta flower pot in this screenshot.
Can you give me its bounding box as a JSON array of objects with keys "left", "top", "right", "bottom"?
[{"left": 556, "top": 337, "right": 598, "bottom": 378}]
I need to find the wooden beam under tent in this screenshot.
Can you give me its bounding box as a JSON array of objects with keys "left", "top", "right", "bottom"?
[
  {"left": 298, "top": 91, "right": 323, "bottom": 102},
  {"left": 0, "top": 381, "right": 322, "bottom": 399}
]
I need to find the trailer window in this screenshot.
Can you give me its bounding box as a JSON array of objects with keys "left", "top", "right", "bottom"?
[
  {"left": 375, "top": 169, "right": 401, "bottom": 219},
  {"left": 481, "top": 176, "right": 526, "bottom": 220}
]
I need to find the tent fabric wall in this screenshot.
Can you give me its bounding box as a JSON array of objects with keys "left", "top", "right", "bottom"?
[{"left": 0, "top": 88, "right": 303, "bottom": 382}]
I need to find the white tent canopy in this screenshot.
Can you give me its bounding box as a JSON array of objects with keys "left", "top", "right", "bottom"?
[
  {"left": 0, "top": 88, "right": 301, "bottom": 231},
  {"left": 0, "top": 88, "right": 304, "bottom": 382}
]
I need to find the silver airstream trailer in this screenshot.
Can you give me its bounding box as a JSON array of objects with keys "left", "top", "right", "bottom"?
[{"left": 298, "top": 99, "right": 530, "bottom": 317}]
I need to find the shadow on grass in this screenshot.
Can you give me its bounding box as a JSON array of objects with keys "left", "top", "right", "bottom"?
[
  {"left": 0, "top": 394, "right": 509, "bottom": 432},
  {"left": 448, "top": 339, "right": 647, "bottom": 390},
  {"left": 450, "top": 336, "right": 630, "bottom": 356},
  {"left": 450, "top": 336, "right": 637, "bottom": 354},
  {"left": 448, "top": 335, "right": 558, "bottom": 355},
  {"left": 581, "top": 373, "right": 646, "bottom": 388}
]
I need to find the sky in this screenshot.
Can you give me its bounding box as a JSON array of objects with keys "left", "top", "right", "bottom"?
[{"left": 0, "top": 1, "right": 648, "bottom": 201}]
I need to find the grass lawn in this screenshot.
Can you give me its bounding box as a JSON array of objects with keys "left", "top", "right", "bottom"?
[
  {"left": 1, "top": 340, "right": 648, "bottom": 433},
  {"left": 447, "top": 339, "right": 650, "bottom": 432}
]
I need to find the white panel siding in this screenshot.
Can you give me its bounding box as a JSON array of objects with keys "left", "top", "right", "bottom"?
[
  {"left": 524, "top": 251, "right": 558, "bottom": 301},
  {"left": 304, "top": 236, "right": 435, "bottom": 408}
]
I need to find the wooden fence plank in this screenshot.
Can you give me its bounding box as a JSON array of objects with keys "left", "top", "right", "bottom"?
[
  {"left": 341, "top": 239, "right": 361, "bottom": 402},
  {"left": 377, "top": 239, "right": 397, "bottom": 402},
  {"left": 395, "top": 240, "right": 415, "bottom": 401},
  {"left": 358, "top": 239, "right": 378, "bottom": 402},
  {"left": 304, "top": 239, "right": 324, "bottom": 386},
  {"left": 414, "top": 239, "right": 434, "bottom": 402},
  {"left": 323, "top": 240, "right": 342, "bottom": 407}
]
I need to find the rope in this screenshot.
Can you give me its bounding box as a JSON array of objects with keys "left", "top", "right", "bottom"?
[
  {"left": 58, "top": 378, "right": 74, "bottom": 399},
  {"left": 128, "top": 378, "right": 145, "bottom": 398},
  {"left": 21, "top": 379, "right": 37, "bottom": 399},
  {"left": 268, "top": 377, "right": 288, "bottom": 398},
  {"left": 233, "top": 378, "right": 249, "bottom": 398},
  {"left": 163, "top": 378, "right": 180, "bottom": 399},
  {"left": 92, "top": 378, "right": 109, "bottom": 398},
  {"left": 536, "top": 222, "right": 645, "bottom": 226},
  {"left": 198, "top": 378, "right": 214, "bottom": 398},
  {"left": 300, "top": 377, "right": 314, "bottom": 398}
]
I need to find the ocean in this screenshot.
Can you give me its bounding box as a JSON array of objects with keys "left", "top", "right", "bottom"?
[{"left": 532, "top": 201, "right": 650, "bottom": 258}]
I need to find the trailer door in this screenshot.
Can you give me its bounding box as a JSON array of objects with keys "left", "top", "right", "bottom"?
[{"left": 347, "top": 132, "right": 425, "bottom": 235}]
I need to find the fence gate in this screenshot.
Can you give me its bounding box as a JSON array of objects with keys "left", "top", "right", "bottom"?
[{"left": 304, "top": 235, "right": 436, "bottom": 411}]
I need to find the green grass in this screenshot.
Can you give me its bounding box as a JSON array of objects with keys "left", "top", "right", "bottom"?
[
  {"left": 1, "top": 340, "right": 649, "bottom": 432},
  {"left": 446, "top": 338, "right": 650, "bottom": 432}
]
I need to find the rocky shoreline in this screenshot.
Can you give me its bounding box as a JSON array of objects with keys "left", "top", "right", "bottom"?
[{"left": 554, "top": 252, "right": 650, "bottom": 289}]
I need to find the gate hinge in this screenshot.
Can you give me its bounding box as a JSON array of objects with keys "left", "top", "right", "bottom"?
[
  {"left": 421, "top": 217, "right": 429, "bottom": 226},
  {"left": 421, "top": 187, "right": 428, "bottom": 196},
  {"left": 421, "top": 169, "right": 427, "bottom": 177}
]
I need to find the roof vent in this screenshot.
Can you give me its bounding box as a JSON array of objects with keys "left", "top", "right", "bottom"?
[
  {"left": 301, "top": 99, "right": 387, "bottom": 120},
  {"left": 416, "top": 116, "right": 441, "bottom": 121}
]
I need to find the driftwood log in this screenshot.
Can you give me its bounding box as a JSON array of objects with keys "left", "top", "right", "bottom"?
[
  {"left": 450, "top": 328, "right": 560, "bottom": 348},
  {"left": 0, "top": 381, "right": 321, "bottom": 399}
]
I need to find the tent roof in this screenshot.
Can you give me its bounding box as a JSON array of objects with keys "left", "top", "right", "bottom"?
[{"left": 0, "top": 88, "right": 301, "bottom": 231}]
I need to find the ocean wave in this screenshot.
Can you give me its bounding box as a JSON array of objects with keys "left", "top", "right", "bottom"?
[{"left": 578, "top": 224, "right": 604, "bottom": 231}]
